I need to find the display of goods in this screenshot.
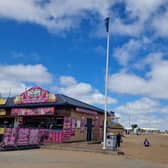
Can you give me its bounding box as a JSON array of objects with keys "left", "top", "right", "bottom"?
[
  {"left": 80, "top": 116, "right": 85, "bottom": 133},
  {"left": 1, "top": 128, "right": 64, "bottom": 148},
  {"left": 29, "top": 129, "right": 40, "bottom": 145},
  {"left": 39, "top": 129, "right": 49, "bottom": 143},
  {"left": 16, "top": 128, "right": 30, "bottom": 146},
  {"left": 63, "top": 117, "right": 72, "bottom": 140},
  {"left": 71, "top": 118, "right": 76, "bottom": 136},
  {"left": 63, "top": 130, "right": 72, "bottom": 141},
  {"left": 2, "top": 128, "right": 17, "bottom": 146},
  {"left": 94, "top": 116, "right": 100, "bottom": 139},
  {"left": 63, "top": 117, "right": 71, "bottom": 129},
  {"left": 44, "top": 130, "right": 64, "bottom": 143}
]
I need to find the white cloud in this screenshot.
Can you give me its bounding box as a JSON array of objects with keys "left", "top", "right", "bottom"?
[
  {"left": 56, "top": 75, "right": 117, "bottom": 105},
  {"left": 109, "top": 0, "right": 166, "bottom": 36},
  {"left": 133, "top": 52, "right": 164, "bottom": 70},
  {"left": 110, "top": 19, "right": 142, "bottom": 37},
  {"left": 0, "top": 0, "right": 167, "bottom": 37},
  {"left": 109, "top": 58, "right": 168, "bottom": 99},
  {"left": 113, "top": 39, "right": 141, "bottom": 66},
  {"left": 152, "top": 10, "right": 168, "bottom": 37},
  {"left": 114, "top": 97, "right": 168, "bottom": 130},
  {"left": 0, "top": 64, "right": 53, "bottom": 96},
  {"left": 115, "top": 97, "right": 164, "bottom": 114},
  {"left": 0, "top": 0, "right": 116, "bottom": 33},
  {"left": 125, "top": 0, "right": 165, "bottom": 22},
  {"left": 0, "top": 64, "right": 52, "bottom": 84},
  {"left": 60, "top": 76, "right": 76, "bottom": 87},
  {"left": 0, "top": 80, "right": 26, "bottom": 97}
]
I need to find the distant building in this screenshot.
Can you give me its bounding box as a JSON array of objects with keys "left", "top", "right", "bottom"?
[{"left": 140, "top": 128, "right": 160, "bottom": 133}]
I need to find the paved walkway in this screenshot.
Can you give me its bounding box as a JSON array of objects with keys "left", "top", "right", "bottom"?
[
  {"left": 41, "top": 142, "right": 121, "bottom": 155},
  {"left": 0, "top": 149, "right": 166, "bottom": 168}
]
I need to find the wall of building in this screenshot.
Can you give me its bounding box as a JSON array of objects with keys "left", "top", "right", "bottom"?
[{"left": 62, "top": 108, "right": 104, "bottom": 142}]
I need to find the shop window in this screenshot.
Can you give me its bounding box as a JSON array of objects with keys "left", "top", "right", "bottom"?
[
  {"left": 23, "top": 117, "right": 51, "bottom": 129},
  {"left": 50, "top": 117, "right": 64, "bottom": 130},
  {"left": 0, "top": 118, "right": 14, "bottom": 128}
]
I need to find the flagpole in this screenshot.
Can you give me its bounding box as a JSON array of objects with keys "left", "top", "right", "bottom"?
[{"left": 103, "top": 17, "right": 110, "bottom": 150}]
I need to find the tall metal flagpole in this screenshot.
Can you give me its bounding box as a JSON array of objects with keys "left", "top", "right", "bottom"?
[{"left": 103, "top": 17, "right": 110, "bottom": 150}]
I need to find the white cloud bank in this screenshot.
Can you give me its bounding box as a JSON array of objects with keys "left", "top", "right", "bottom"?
[
  {"left": 113, "top": 39, "right": 141, "bottom": 66},
  {"left": 0, "top": 64, "right": 52, "bottom": 96},
  {"left": 0, "top": 0, "right": 115, "bottom": 33},
  {"left": 0, "top": 0, "right": 168, "bottom": 36},
  {"left": 0, "top": 65, "right": 117, "bottom": 106},
  {"left": 55, "top": 75, "right": 117, "bottom": 105},
  {"left": 109, "top": 58, "right": 168, "bottom": 99},
  {"left": 114, "top": 97, "right": 168, "bottom": 130}
]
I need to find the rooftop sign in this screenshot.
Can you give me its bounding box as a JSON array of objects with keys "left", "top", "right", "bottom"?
[{"left": 14, "top": 86, "right": 56, "bottom": 104}]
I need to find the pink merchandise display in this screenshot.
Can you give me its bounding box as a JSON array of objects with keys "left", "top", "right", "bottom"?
[
  {"left": 63, "top": 117, "right": 72, "bottom": 141},
  {"left": 29, "top": 129, "right": 40, "bottom": 145},
  {"left": 2, "top": 128, "right": 17, "bottom": 146},
  {"left": 80, "top": 116, "right": 85, "bottom": 133},
  {"left": 39, "top": 129, "right": 49, "bottom": 143},
  {"left": 1, "top": 128, "right": 64, "bottom": 148},
  {"left": 16, "top": 128, "right": 30, "bottom": 146},
  {"left": 94, "top": 116, "right": 101, "bottom": 140},
  {"left": 44, "top": 131, "right": 64, "bottom": 143}
]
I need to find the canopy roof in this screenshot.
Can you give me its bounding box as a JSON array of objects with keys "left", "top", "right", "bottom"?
[{"left": 0, "top": 94, "right": 104, "bottom": 114}]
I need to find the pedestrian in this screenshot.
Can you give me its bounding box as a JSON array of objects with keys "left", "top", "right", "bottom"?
[
  {"left": 116, "top": 133, "right": 121, "bottom": 147},
  {"left": 144, "top": 138, "right": 150, "bottom": 147}
]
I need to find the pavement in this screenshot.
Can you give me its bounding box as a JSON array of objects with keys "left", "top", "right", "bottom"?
[
  {"left": 41, "top": 141, "right": 123, "bottom": 155},
  {"left": 0, "top": 149, "right": 166, "bottom": 168}
]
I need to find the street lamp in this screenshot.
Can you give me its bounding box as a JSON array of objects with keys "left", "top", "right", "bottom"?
[{"left": 103, "top": 17, "right": 110, "bottom": 150}]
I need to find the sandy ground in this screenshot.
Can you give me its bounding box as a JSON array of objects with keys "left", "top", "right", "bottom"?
[
  {"left": 120, "top": 134, "right": 168, "bottom": 165},
  {"left": 0, "top": 134, "right": 167, "bottom": 168}
]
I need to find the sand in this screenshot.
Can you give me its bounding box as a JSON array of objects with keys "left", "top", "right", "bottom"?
[
  {"left": 0, "top": 134, "right": 167, "bottom": 168},
  {"left": 121, "top": 134, "right": 168, "bottom": 165}
]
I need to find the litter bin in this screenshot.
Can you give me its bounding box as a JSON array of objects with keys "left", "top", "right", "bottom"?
[{"left": 106, "top": 133, "right": 117, "bottom": 150}]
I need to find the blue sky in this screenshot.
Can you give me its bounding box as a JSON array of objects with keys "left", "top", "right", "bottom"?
[{"left": 0, "top": 0, "right": 168, "bottom": 130}]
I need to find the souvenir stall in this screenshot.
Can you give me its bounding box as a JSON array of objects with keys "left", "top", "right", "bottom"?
[
  {"left": 0, "top": 98, "right": 15, "bottom": 147},
  {"left": 0, "top": 86, "right": 104, "bottom": 150}
]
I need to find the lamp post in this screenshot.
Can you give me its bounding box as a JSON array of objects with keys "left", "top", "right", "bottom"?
[{"left": 103, "top": 17, "right": 110, "bottom": 150}]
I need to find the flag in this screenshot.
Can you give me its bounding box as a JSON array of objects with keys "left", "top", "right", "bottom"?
[{"left": 104, "top": 17, "right": 110, "bottom": 32}]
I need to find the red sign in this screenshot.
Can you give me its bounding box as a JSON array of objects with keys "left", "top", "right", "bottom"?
[
  {"left": 11, "top": 107, "right": 55, "bottom": 116},
  {"left": 14, "top": 86, "right": 56, "bottom": 104}
]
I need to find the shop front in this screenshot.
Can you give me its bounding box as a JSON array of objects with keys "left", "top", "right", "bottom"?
[{"left": 0, "top": 86, "right": 104, "bottom": 149}]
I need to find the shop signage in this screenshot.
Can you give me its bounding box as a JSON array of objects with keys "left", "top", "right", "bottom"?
[
  {"left": 0, "top": 109, "right": 6, "bottom": 115},
  {"left": 76, "top": 107, "right": 97, "bottom": 115},
  {"left": 0, "top": 98, "right": 7, "bottom": 105},
  {"left": 11, "top": 107, "right": 55, "bottom": 116},
  {"left": 14, "top": 86, "right": 56, "bottom": 104}
]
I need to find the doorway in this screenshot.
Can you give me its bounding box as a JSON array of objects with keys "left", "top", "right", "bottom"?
[{"left": 86, "top": 118, "right": 92, "bottom": 141}]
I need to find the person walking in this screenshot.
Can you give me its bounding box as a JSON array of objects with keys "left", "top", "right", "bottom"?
[{"left": 116, "top": 133, "right": 121, "bottom": 148}]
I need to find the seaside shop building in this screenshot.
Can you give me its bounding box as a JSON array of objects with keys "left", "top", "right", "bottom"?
[{"left": 0, "top": 86, "right": 104, "bottom": 147}]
